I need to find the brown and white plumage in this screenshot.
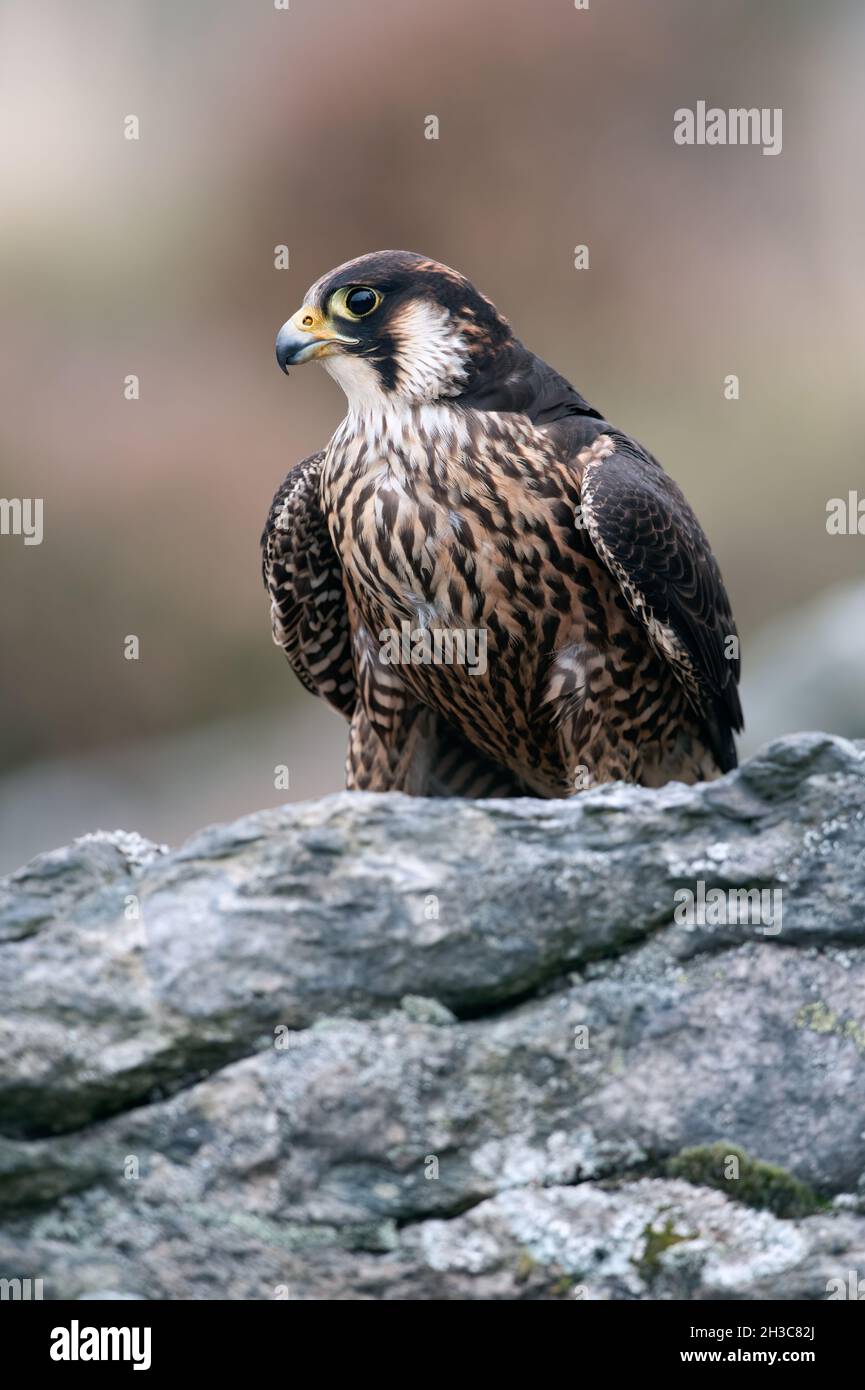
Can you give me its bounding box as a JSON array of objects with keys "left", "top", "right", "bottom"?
[
  {"left": 262, "top": 446, "right": 528, "bottom": 796},
  {"left": 263, "top": 250, "right": 742, "bottom": 797}
]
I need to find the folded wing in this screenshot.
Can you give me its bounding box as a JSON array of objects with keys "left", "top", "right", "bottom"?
[{"left": 578, "top": 431, "right": 743, "bottom": 772}]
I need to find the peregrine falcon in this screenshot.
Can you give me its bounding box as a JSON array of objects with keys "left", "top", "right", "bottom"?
[{"left": 263, "top": 250, "right": 742, "bottom": 798}]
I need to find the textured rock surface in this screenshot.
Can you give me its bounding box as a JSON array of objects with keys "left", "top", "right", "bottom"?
[{"left": 1, "top": 732, "right": 864, "bottom": 1300}]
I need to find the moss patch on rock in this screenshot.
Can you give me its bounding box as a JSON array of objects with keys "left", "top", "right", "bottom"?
[
  {"left": 633, "top": 1218, "right": 696, "bottom": 1281},
  {"left": 666, "top": 1142, "right": 823, "bottom": 1219}
]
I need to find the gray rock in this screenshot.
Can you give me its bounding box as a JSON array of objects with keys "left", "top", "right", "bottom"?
[{"left": 0, "top": 732, "right": 864, "bottom": 1300}]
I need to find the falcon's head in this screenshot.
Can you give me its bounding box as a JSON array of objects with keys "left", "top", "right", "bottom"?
[{"left": 275, "top": 250, "right": 514, "bottom": 409}]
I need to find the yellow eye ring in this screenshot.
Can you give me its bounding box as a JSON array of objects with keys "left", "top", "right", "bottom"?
[{"left": 333, "top": 285, "right": 381, "bottom": 320}]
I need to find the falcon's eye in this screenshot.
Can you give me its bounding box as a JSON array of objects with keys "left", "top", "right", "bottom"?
[{"left": 343, "top": 286, "right": 380, "bottom": 319}]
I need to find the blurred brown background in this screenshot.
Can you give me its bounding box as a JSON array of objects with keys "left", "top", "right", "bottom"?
[{"left": 1, "top": 0, "right": 864, "bottom": 871}]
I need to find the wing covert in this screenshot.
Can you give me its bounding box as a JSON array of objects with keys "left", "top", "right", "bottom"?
[
  {"left": 262, "top": 451, "right": 356, "bottom": 718},
  {"left": 576, "top": 431, "right": 743, "bottom": 770}
]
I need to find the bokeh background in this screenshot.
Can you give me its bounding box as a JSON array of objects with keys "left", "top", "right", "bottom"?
[{"left": 2, "top": 0, "right": 864, "bottom": 872}]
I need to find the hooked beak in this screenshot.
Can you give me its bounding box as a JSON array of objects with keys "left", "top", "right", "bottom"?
[{"left": 275, "top": 306, "right": 359, "bottom": 373}]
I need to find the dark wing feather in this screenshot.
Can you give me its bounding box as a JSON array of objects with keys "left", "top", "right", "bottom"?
[
  {"left": 577, "top": 431, "right": 743, "bottom": 771},
  {"left": 261, "top": 451, "right": 356, "bottom": 718}
]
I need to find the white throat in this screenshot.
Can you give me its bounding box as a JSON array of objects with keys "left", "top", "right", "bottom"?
[{"left": 323, "top": 354, "right": 390, "bottom": 415}]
